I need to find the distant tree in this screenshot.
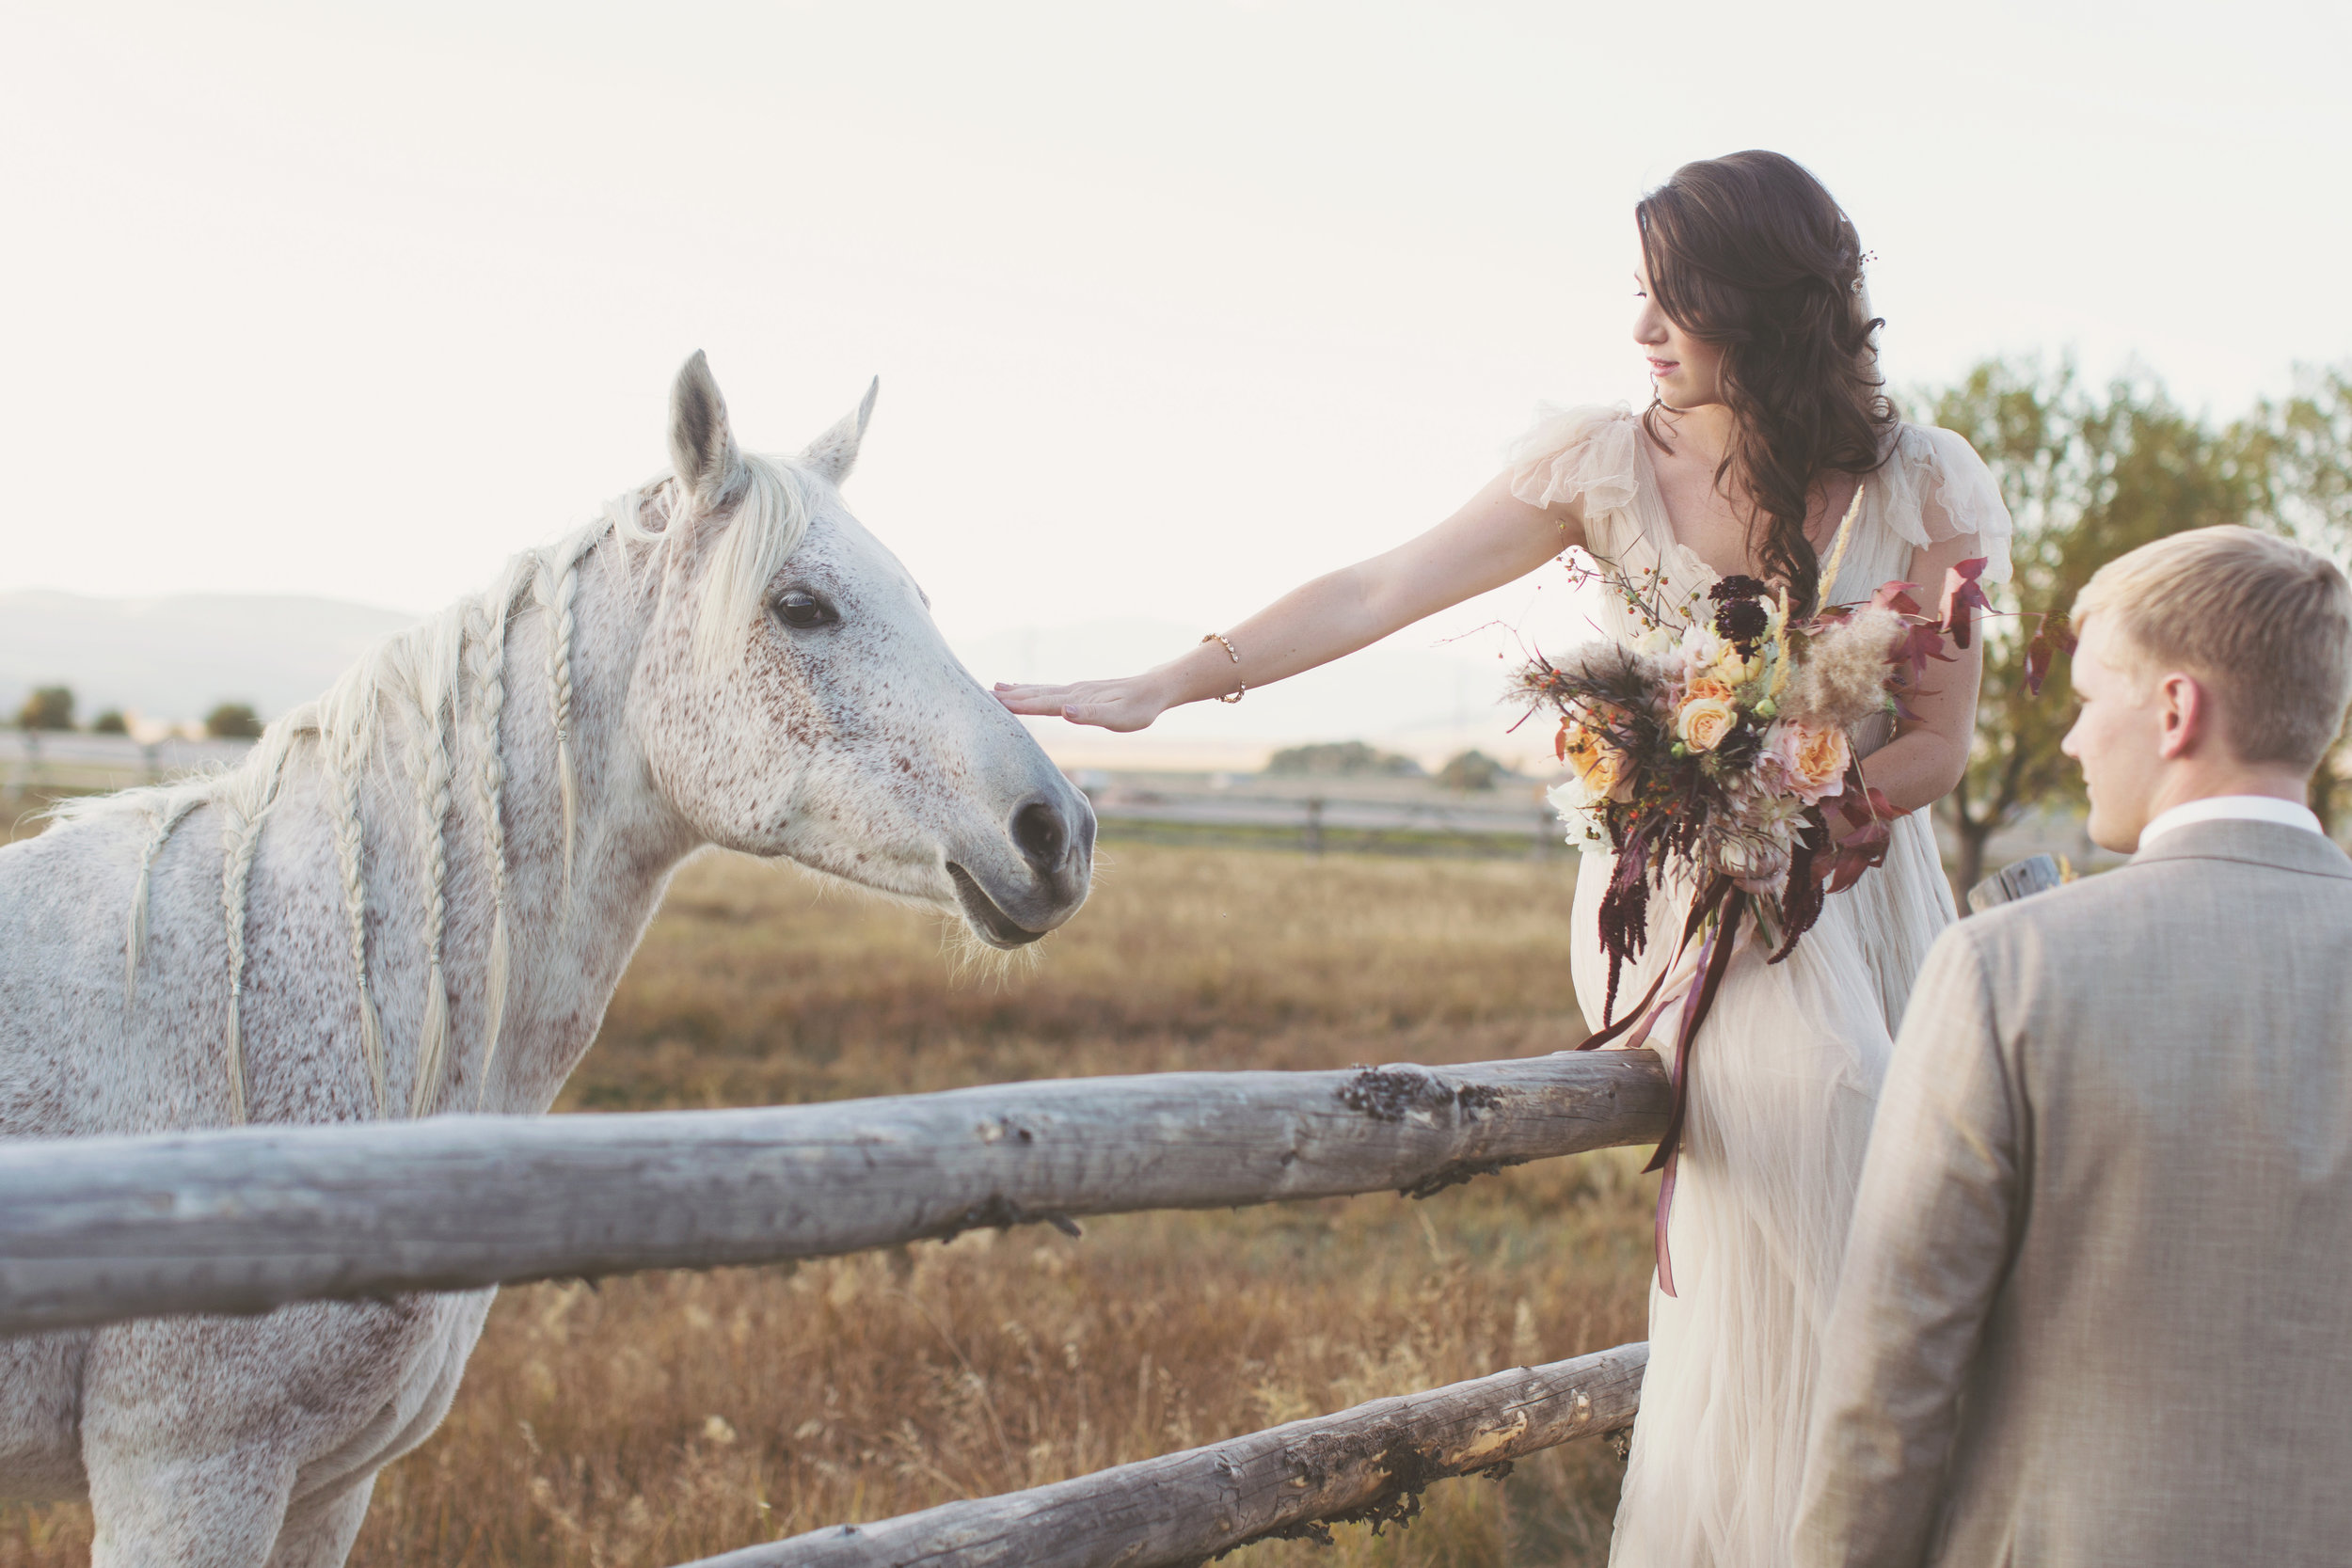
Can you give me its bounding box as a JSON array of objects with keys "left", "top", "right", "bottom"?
[
  {"left": 205, "top": 702, "right": 263, "bottom": 740},
  {"left": 1436, "top": 749, "right": 1509, "bottom": 791},
  {"left": 1925, "top": 359, "right": 2269, "bottom": 891},
  {"left": 90, "top": 709, "right": 130, "bottom": 735},
  {"left": 17, "top": 686, "right": 74, "bottom": 732},
  {"left": 1263, "top": 740, "right": 1423, "bottom": 778},
  {"left": 2244, "top": 362, "right": 2352, "bottom": 832}
]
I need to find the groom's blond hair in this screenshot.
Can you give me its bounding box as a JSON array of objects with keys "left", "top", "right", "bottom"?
[{"left": 2074, "top": 526, "right": 2352, "bottom": 770}]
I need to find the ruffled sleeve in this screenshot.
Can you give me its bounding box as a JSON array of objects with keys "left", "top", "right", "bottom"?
[
  {"left": 1878, "top": 424, "right": 2015, "bottom": 586},
  {"left": 1505, "top": 403, "right": 1641, "bottom": 518}
]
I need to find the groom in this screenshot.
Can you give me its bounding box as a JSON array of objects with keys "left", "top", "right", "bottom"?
[{"left": 1793, "top": 526, "right": 2352, "bottom": 1567}]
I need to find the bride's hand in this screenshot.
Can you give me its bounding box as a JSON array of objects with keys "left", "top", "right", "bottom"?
[{"left": 993, "top": 675, "right": 1173, "bottom": 732}]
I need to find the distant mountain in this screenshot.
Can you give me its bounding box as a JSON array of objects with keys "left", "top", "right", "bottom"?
[
  {"left": 0, "top": 591, "right": 414, "bottom": 725},
  {"left": 0, "top": 594, "right": 1552, "bottom": 770}
]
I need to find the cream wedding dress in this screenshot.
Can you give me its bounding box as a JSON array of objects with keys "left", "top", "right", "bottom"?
[{"left": 1507, "top": 406, "right": 2013, "bottom": 1567}]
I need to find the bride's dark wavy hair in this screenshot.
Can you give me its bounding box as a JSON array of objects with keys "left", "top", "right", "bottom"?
[{"left": 1637, "top": 150, "right": 1896, "bottom": 616}]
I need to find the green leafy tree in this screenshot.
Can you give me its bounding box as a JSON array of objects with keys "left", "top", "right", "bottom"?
[
  {"left": 1436, "top": 749, "right": 1509, "bottom": 791},
  {"left": 2244, "top": 362, "right": 2352, "bottom": 832},
  {"left": 1925, "top": 359, "right": 2269, "bottom": 891},
  {"left": 90, "top": 709, "right": 129, "bottom": 735},
  {"left": 17, "top": 686, "right": 74, "bottom": 732},
  {"left": 1263, "top": 740, "right": 1422, "bottom": 778},
  {"left": 205, "top": 702, "right": 263, "bottom": 740}
]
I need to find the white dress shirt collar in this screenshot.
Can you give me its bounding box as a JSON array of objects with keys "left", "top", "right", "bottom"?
[{"left": 2136, "top": 793, "right": 2325, "bottom": 850}]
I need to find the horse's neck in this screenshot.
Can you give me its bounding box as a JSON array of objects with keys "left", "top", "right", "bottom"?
[{"left": 415, "top": 537, "right": 699, "bottom": 1116}]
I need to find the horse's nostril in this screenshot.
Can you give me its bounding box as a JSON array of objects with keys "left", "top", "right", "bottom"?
[{"left": 1011, "top": 800, "right": 1068, "bottom": 871}]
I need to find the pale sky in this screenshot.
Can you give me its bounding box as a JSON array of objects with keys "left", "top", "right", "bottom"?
[{"left": 4, "top": 0, "right": 2346, "bottom": 675}]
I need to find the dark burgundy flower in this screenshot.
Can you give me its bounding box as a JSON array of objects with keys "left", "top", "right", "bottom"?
[
  {"left": 1708, "top": 574, "right": 1771, "bottom": 604},
  {"left": 1714, "top": 597, "right": 1770, "bottom": 646}
]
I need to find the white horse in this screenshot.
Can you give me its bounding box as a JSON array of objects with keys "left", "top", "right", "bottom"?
[{"left": 0, "top": 353, "right": 1093, "bottom": 1565}]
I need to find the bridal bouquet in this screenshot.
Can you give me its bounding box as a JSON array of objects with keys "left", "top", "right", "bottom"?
[
  {"left": 1518, "top": 565, "right": 1942, "bottom": 1022},
  {"left": 1514, "top": 547, "right": 2064, "bottom": 1291}
]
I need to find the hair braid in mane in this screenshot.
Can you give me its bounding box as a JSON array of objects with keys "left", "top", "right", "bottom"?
[
  {"left": 466, "top": 582, "right": 517, "bottom": 1108},
  {"left": 217, "top": 730, "right": 295, "bottom": 1122},
  {"left": 540, "top": 546, "right": 584, "bottom": 902},
  {"left": 124, "top": 793, "right": 204, "bottom": 1006},
  {"left": 405, "top": 617, "right": 462, "bottom": 1118},
  {"left": 328, "top": 736, "right": 388, "bottom": 1118}
]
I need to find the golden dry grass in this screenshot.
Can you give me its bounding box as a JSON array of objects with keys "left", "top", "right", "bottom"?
[{"left": 4, "top": 845, "right": 1655, "bottom": 1567}]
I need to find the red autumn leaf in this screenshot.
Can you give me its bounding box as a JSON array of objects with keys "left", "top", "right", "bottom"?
[
  {"left": 1939, "top": 558, "right": 1993, "bottom": 648},
  {"left": 2023, "top": 631, "right": 2056, "bottom": 696},
  {"left": 1892, "top": 623, "right": 1956, "bottom": 684},
  {"left": 1824, "top": 824, "right": 1890, "bottom": 893},
  {"left": 2020, "top": 613, "right": 2079, "bottom": 698},
  {"left": 1870, "top": 580, "right": 1924, "bottom": 618}
]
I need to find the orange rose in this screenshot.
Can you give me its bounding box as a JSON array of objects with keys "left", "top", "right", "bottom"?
[{"left": 1561, "top": 722, "right": 1627, "bottom": 802}]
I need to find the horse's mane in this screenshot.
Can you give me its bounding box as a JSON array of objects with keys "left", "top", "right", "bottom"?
[{"left": 55, "top": 453, "right": 818, "bottom": 1120}]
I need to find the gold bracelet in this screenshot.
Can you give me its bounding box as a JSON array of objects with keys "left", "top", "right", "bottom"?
[{"left": 1201, "top": 632, "right": 1245, "bottom": 703}]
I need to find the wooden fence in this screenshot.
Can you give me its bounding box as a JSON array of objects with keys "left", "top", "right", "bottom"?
[{"left": 0, "top": 1049, "right": 1670, "bottom": 1561}]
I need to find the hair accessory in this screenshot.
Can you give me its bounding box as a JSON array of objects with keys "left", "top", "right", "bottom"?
[{"left": 1201, "top": 632, "right": 1246, "bottom": 703}]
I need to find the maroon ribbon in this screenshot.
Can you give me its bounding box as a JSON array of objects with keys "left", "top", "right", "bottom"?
[
  {"left": 1647, "top": 893, "right": 1745, "bottom": 1298},
  {"left": 1578, "top": 878, "right": 1724, "bottom": 1051},
  {"left": 1575, "top": 874, "right": 1745, "bottom": 1299}
]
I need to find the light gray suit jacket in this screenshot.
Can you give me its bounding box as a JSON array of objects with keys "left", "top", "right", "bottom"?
[{"left": 1794, "top": 819, "right": 2352, "bottom": 1568}]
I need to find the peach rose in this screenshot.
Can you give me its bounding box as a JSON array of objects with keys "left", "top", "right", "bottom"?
[
  {"left": 1677, "top": 693, "right": 1740, "bottom": 752},
  {"left": 1767, "top": 720, "right": 1851, "bottom": 804}
]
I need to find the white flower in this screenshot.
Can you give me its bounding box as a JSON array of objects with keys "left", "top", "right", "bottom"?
[{"left": 1546, "top": 779, "right": 1609, "bottom": 846}]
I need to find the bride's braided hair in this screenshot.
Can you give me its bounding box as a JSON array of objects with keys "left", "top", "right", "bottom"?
[{"left": 1637, "top": 150, "right": 1897, "bottom": 616}]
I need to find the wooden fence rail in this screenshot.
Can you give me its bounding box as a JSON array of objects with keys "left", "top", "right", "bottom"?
[
  {"left": 683, "top": 1341, "right": 1648, "bottom": 1568},
  {"left": 0, "top": 1050, "right": 1668, "bottom": 1338}
]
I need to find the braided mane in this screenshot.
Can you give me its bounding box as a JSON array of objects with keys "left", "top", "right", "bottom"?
[{"left": 58, "top": 452, "right": 816, "bottom": 1119}]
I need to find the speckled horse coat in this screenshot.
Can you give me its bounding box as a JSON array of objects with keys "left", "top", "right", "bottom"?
[{"left": 0, "top": 354, "right": 1093, "bottom": 1567}]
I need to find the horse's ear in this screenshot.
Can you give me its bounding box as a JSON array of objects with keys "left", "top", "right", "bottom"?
[
  {"left": 803, "top": 377, "right": 879, "bottom": 486},
  {"left": 668, "top": 351, "right": 745, "bottom": 501}
]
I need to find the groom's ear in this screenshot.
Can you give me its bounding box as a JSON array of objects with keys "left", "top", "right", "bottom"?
[
  {"left": 669, "top": 351, "right": 747, "bottom": 505},
  {"left": 2155, "top": 671, "right": 2209, "bottom": 761}
]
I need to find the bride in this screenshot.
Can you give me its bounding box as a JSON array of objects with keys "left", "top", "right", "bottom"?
[{"left": 995, "top": 150, "right": 2010, "bottom": 1566}]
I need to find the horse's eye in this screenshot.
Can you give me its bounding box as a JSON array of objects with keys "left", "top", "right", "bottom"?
[{"left": 772, "top": 588, "right": 839, "bottom": 630}]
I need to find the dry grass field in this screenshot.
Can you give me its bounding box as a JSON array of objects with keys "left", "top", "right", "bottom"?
[{"left": 3, "top": 843, "right": 1657, "bottom": 1567}]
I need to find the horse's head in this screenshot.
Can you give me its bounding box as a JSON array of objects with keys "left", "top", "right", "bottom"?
[{"left": 628, "top": 353, "right": 1091, "bottom": 947}]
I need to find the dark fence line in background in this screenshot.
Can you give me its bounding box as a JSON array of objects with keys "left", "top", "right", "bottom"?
[{"left": 1089, "top": 790, "right": 1566, "bottom": 860}]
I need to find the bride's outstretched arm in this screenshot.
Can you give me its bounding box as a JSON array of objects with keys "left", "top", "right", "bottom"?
[{"left": 993, "top": 473, "right": 1583, "bottom": 731}]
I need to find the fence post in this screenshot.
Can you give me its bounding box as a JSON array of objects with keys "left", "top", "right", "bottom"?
[{"left": 1303, "top": 796, "right": 1325, "bottom": 856}]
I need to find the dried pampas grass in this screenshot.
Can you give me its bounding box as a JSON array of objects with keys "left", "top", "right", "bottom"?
[{"left": 1785, "top": 609, "right": 1907, "bottom": 729}]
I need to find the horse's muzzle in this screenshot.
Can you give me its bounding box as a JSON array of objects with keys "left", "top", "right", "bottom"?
[{"left": 946, "top": 787, "right": 1094, "bottom": 947}]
